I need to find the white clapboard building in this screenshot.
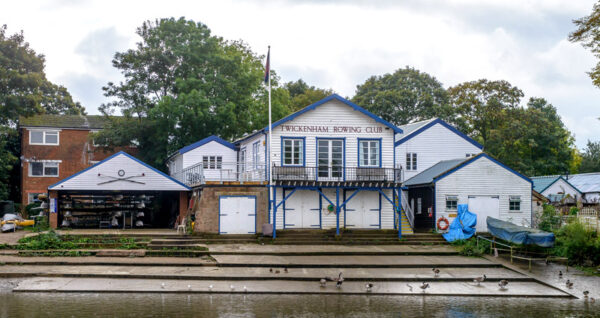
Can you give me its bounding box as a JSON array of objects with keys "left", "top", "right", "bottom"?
[{"left": 169, "top": 94, "right": 532, "bottom": 235}]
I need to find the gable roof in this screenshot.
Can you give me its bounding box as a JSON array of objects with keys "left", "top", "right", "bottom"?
[
  {"left": 394, "top": 118, "right": 483, "bottom": 149},
  {"left": 49, "top": 151, "right": 190, "bottom": 191},
  {"left": 177, "top": 135, "right": 236, "bottom": 155},
  {"left": 403, "top": 153, "right": 532, "bottom": 187},
  {"left": 566, "top": 172, "right": 600, "bottom": 193},
  {"left": 19, "top": 115, "right": 110, "bottom": 130},
  {"left": 530, "top": 175, "right": 582, "bottom": 195}
]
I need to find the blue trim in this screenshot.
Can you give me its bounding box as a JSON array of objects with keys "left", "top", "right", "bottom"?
[
  {"left": 263, "top": 132, "right": 269, "bottom": 182},
  {"left": 536, "top": 176, "right": 583, "bottom": 195},
  {"left": 179, "top": 135, "right": 236, "bottom": 154},
  {"left": 282, "top": 188, "right": 286, "bottom": 229},
  {"left": 343, "top": 189, "right": 347, "bottom": 228},
  {"left": 265, "top": 94, "right": 403, "bottom": 134},
  {"left": 315, "top": 137, "right": 346, "bottom": 181},
  {"left": 218, "top": 195, "right": 257, "bottom": 234},
  {"left": 434, "top": 153, "right": 533, "bottom": 185},
  {"left": 433, "top": 185, "right": 436, "bottom": 230},
  {"left": 397, "top": 188, "right": 402, "bottom": 238},
  {"left": 394, "top": 118, "right": 483, "bottom": 149},
  {"left": 357, "top": 138, "right": 383, "bottom": 168},
  {"left": 335, "top": 187, "right": 340, "bottom": 235},
  {"left": 273, "top": 186, "right": 277, "bottom": 238},
  {"left": 378, "top": 191, "right": 382, "bottom": 229},
  {"left": 48, "top": 151, "right": 190, "bottom": 191},
  {"left": 318, "top": 189, "right": 322, "bottom": 229},
  {"left": 280, "top": 136, "right": 306, "bottom": 167}
]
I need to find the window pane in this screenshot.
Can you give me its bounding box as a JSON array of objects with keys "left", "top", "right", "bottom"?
[
  {"left": 31, "top": 162, "right": 43, "bottom": 176},
  {"left": 30, "top": 131, "right": 44, "bottom": 144},
  {"left": 44, "top": 165, "right": 58, "bottom": 176},
  {"left": 412, "top": 153, "right": 417, "bottom": 170},
  {"left": 202, "top": 157, "right": 208, "bottom": 169},
  {"left": 45, "top": 132, "right": 58, "bottom": 144},
  {"left": 217, "top": 157, "right": 222, "bottom": 169}
]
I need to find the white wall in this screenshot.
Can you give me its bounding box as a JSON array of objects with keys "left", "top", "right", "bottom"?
[
  {"left": 434, "top": 156, "right": 532, "bottom": 230},
  {"left": 396, "top": 123, "right": 482, "bottom": 180},
  {"left": 181, "top": 141, "right": 237, "bottom": 181},
  {"left": 238, "top": 133, "right": 266, "bottom": 173},
  {"left": 541, "top": 179, "right": 581, "bottom": 200}
]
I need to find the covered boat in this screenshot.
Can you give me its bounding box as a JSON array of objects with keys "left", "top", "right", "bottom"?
[{"left": 486, "top": 217, "right": 555, "bottom": 247}]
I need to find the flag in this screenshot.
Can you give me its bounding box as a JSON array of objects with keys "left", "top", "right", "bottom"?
[{"left": 264, "top": 46, "right": 270, "bottom": 84}]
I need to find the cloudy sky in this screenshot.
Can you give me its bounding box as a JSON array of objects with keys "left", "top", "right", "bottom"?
[{"left": 2, "top": 0, "right": 599, "bottom": 148}]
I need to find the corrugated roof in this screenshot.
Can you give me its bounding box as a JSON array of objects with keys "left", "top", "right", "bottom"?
[
  {"left": 19, "top": 115, "right": 109, "bottom": 129},
  {"left": 403, "top": 158, "right": 466, "bottom": 186},
  {"left": 530, "top": 175, "right": 561, "bottom": 193},
  {"left": 567, "top": 173, "right": 600, "bottom": 193},
  {"left": 397, "top": 118, "right": 437, "bottom": 138}
]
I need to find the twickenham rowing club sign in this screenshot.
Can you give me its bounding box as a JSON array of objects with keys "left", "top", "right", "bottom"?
[{"left": 280, "top": 125, "right": 383, "bottom": 134}]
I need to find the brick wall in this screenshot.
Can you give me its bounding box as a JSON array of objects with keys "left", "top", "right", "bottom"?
[
  {"left": 20, "top": 128, "right": 137, "bottom": 207},
  {"left": 194, "top": 186, "right": 268, "bottom": 234}
]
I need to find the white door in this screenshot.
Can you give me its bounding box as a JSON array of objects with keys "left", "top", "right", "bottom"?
[
  {"left": 345, "top": 191, "right": 380, "bottom": 229},
  {"left": 467, "top": 196, "right": 500, "bottom": 232},
  {"left": 219, "top": 196, "right": 256, "bottom": 234},
  {"left": 317, "top": 139, "right": 344, "bottom": 181},
  {"left": 284, "top": 190, "right": 320, "bottom": 228}
]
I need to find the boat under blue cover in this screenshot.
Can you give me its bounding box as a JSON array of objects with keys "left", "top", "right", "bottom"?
[{"left": 486, "top": 217, "right": 555, "bottom": 247}]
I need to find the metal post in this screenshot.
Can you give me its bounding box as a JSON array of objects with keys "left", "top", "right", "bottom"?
[
  {"left": 397, "top": 188, "right": 402, "bottom": 239},
  {"left": 336, "top": 187, "right": 340, "bottom": 236},
  {"left": 273, "top": 186, "right": 277, "bottom": 239}
]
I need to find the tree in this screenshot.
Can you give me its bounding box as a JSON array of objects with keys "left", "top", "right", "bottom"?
[
  {"left": 485, "top": 98, "right": 577, "bottom": 176},
  {"left": 98, "top": 18, "right": 290, "bottom": 168},
  {"left": 447, "top": 79, "right": 524, "bottom": 146},
  {"left": 284, "top": 79, "right": 334, "bottom": 112},
  {"left": 0, "top": 25, "right": 84, "bottom": 200},
  {"left": 352, "top": 67, "right": 452, "bottom": 126},
  {"left": 570, "top": 3, "right": 600, "bottom": 90},
  {"left": 580, "top": 140, "right": 600, "bottom": 173}
]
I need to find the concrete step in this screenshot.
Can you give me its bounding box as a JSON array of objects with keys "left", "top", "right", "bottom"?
[{"left": 146, "top": 244, "right": 207, "bottom": 251}]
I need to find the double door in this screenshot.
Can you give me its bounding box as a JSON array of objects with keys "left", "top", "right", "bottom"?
[{"left": 317, "top": 139, "right": 344, "bottom": 181}]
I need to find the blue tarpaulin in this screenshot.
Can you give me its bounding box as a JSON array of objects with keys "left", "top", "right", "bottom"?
[
  {"left": 442, "top": 204, "right": 477, "bottom": 242},
  {"left": 486, "top": 217, "right": 555, "bottom": 247}
]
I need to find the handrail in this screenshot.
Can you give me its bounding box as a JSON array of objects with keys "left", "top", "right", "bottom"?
[
  {"left": 272, "top": 165, "right": 402, "bottom": 183},
  {"left": 171, "top": 161, "right": 266, "bottom": 186},
  {"left": 401, "top": 190, "right": 414, "bottom": 228}
]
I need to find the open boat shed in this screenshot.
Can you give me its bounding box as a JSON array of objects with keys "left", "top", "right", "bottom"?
[{"left": 47, "top": 151, "right": 190, "bottom": 229}]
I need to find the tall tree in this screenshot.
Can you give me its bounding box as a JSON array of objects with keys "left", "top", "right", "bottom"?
[
  {"left": 580, "top": 140, "right": 600, "bottom": 173},
  {"left": 0, "top": 25, "right": 84, "bottom": 201},
  {"left": 447, "top": 79, "right": 523, "bottom": 146},
  {"left": 352, "top": 67, "right": 452, "bottom": 126},
  {"left": 284, "top": 79, "right": 334, "bottom": 112},
  {"left": 98, "top": 18, "right": 289, "bottom": 168},
  {"left": 570, "top": 3, "right": 600, "bottom": 90}
]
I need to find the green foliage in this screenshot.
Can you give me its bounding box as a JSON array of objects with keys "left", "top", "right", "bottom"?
[
  {"left": 579, "top": 140, "right": 600, "bottom": 173},
  {"left": 17, "top": 231, "right": 76, "bottom": 250},
  {"left": 569, "top": 207, "right": 579, "bottom": 216},
  {"left": 538, "top": 204, "right": 561, "bottom": 232},
  {"left": 284, "top": 79, "right": 334, "bottom": 112},
  {"left": 352, "top": 66, "right": 453, "bottom": 126},
  {"left": 552, "top": 221, "right": 600, "bottom": 266},
  {"left": 451, "top": 238, "right": 489, "bottom": 257},
  {"left": 570, "top": 3, "right": 600, "bottom": 90}
]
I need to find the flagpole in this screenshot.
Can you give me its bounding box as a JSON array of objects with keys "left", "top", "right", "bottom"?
[{"left": 267, "top": 46, "right": 274, "bottom": 238}]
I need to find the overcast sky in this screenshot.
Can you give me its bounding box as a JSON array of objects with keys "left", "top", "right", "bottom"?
[{"left": 2, "top": 0, "right": 599, "bottom": 148}]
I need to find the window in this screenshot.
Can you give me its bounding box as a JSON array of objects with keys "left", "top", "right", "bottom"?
[
  {"left": 29, "top": 130, "right": 59, "bottom": 145},
  {"left": 202, "top": 156, "right": 222, "bottom": 170},
  {"left": 29, "top": 161, "right": 59, "bottom": 177},
  {"left": 406, "top": 153, "right": 417, "bottom": 171},
  {"left": 359, "top": 139, "right": 380, "bottom": 167},
  {"left": 466, "top": 153, "right": 477, "bottom": 158},
  {"left": 28, "top": 193, "right": 44, "bottom": 204},
  {"left": 240, "top": 148, "right": 246, "bottom": 172},
  {"left": 446, "top": 195, "right": 458, "bottom": 211},
  {"left": 282, "top": 138, "right": 304, "bottom": 166},
  {"left": 509, "top": 196, "right": 521, "bottom": 211},
  {"left": 252, "top": 142, "right": 260, "bottom": 169}
]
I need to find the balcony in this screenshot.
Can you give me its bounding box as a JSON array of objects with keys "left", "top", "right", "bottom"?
[
  {"left": 171, "top": 162, "right": 267, "bottom": 187},
  {"left": 272, "top": 166, "right": 402, "bottom": 185}
]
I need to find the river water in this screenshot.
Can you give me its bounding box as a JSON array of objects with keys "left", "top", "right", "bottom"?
[{"left": 1, "top": 292, "right": 598, "bottom": 318}]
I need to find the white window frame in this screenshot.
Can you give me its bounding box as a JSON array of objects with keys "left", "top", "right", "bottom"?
[
  {"left": 282, "top": 138, "right": 304, "bottom": 166},
  {"left": 240, "top": 148, "right": 246, "bottom": 172},
  {"left": 406, "top": 153, "right": 417, "bottom": 171},
  {"left": 359, "top": 139, "right": 380, "bottom": 167},
  {"left": 446, "top": 195, "right": 458, "bottom": 211},
  {"left": 28, "top": 160, "right": 60, "bottom": 177},
  {"left": 252, "top": 142, "right": 260, "bottom": 170},
  {"left": 509, "top": 196, "right": 521, "bottom": 212},
  {"left": 29, "top": 130, "right": 60, "bottom": 146},
  {"left": 202, "top": 156, "right": 222, "bottom": 170}
]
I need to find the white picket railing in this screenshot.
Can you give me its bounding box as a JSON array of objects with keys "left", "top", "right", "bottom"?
[{"left": 171, "top": 162, "right": 266, "bottom": 187}]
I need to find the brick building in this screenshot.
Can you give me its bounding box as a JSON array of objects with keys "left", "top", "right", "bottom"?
[{"left": 19, "top": 114, "right": 136, "bottom": 207}]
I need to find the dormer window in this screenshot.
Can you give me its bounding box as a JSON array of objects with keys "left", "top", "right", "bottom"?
[{"left": 29, "top": 130, "right": 59, "bottom": 145}]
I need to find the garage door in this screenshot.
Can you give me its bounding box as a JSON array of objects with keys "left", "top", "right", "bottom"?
[
  {"left": 467, "top": 196, "right": 499, "bottom": 232},
  {"left": 284, "top": 190, "right": 320, "bottom": 229},
  {"left": 219, "top": 196, "right": 256, "bottom": 234},
  {"left": 345, "top": 191, "right": 380, "bottom": 229}
]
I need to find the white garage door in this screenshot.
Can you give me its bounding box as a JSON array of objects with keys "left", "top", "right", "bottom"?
[
  {"left": 219, "top": 196, "right": 256, "bottom": 234},
  {"left": 345, "top": 191, "right": 380, "bottom": 229},
  {"left": 468, "top": 196, "right": 499, "bottom": 232},
  {"left": 284, "top": 190, "right": 320, "bottom": 229}
]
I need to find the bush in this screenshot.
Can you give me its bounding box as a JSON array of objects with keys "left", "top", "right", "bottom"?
[
  {"left": 569, "top": 207, "right": 579, "bottom": 216},
  {"left": 538, "top": 204, "right": 561, "bottom": 232},
  {"left": 452, "top": 238, "right": 490, "bottom": 257},
  {"left": 552, "top": 221, "right": 600, "bottom": 266}
]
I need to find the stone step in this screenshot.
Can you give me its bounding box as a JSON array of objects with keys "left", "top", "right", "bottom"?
[{"left": 146, "top": 244, "right": 207, "bottom": 251}]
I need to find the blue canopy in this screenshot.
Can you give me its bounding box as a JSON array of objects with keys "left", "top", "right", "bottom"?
[
  {"left": 486, "top": 217, "right": 555, "bottom": 247},
  {"left": 442, "top": 204, "right": 477, "bottom": 242}
]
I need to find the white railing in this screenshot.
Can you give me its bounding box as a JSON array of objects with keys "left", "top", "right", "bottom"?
[
  {"left": 401, "top": 190, "right": 414, "bottom": 228},
  {"left": 171, "top": 162, "right": 266, "bottom": 187}
]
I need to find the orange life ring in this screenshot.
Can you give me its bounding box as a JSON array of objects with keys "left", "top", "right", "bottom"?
[{"left": 437, "top": 217, "right": 449, "bottom": 230}]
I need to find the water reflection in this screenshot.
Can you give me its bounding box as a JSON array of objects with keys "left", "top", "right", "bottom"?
[{"left": 0, "top": 292, "right": 597, "bottom": 318}]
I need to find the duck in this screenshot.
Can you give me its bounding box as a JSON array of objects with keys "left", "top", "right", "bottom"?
[
  {"left": 243, "top": 286, "right": 247, "bottom": 293},
  {"left": 406, "top": 284, "right": 413, "bottom": 292},
  {"left": 336, "top": 272, "right": 344, "bottom": 289},
  {"left": 269, "top": 268, "right": 273, "bottom": 273},
  {"left": 432, "top": 268, "right": 440, "bottom": 277},
  {"left": 320, "top": 278, "right": 327, "bottom": 287},
  {"left": 366, "top": 283, "right": 374, "bottom": 292},
  {"left": 558, "top": 270, "right": 563, "bottom": 279},
  {"left": 584, "top": 290, "right": 589, "bottom": 298},
  {"left": 187, "top": 284, "right": 191, "bottom": 291},
  {"left": 498, "top": 280, "right": 509, "bottom": 290},
  {"left": 566, "top": 280, "right": 574, "bottom": 289},
  {"left": 284, "top": 267, "right": 288, "bottom": 273},
  {"left": 161, "top": 283, "right": 165, "bottom": 289},
  {"left": 208, "top": 284, "right": 213, "bottom": 291},
  {"left": 275, "top": 270, "right": 280, "bottom": 274},
  {"left": 473, "top": 275, "right": 486, "bottom": 286},
  {"left": 230, "top": 285, "right": 235, "bottom": 291},
  {"left": 420, "top": 282, "right": 430, "bottom": 292},
  {"left": 590, "top": 297, "right": 596, "bottom": 303}
]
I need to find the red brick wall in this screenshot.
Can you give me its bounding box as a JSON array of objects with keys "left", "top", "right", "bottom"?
[{"left": 20, "top": 128, "right": 137, "bottom": 207}]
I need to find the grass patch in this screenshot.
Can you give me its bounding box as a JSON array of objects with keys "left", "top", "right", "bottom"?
[
  {"left": 451, "top": 238, "right": 490, "bottom": 257},
  {"left": 17, "top": 231, "right": 148, "bottom": 250},
  {"left": 0, "top": 243, "right": 10, "bottom": 250},
  {"left": 19, "top": 250, "right": 94, "bottom": 257}
]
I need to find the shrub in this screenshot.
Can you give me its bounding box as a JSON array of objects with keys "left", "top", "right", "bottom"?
[
  {"left": 452, "top": 238, "right": 490, "bottom": 257},
  {"left": 538, "top": 204, "right": 561, "bottom": 232},
  {"left": 552, "top": 221, "right": 600, "bottom": 266}
]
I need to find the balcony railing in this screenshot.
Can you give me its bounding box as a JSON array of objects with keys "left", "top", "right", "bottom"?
[
  {"left": 272, "top": 166, "right": 402, "bottom": 183},
  {"left": 171, "top": 162, "right": 266, "bottom": 187}
]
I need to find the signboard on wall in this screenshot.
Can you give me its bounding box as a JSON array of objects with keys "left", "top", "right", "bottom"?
[
  {"left": 50, "top": 198, "right": 57, "bottom": 213},
  {"left": 280, "top": 125, "right": 383, "bottom": 134}
]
